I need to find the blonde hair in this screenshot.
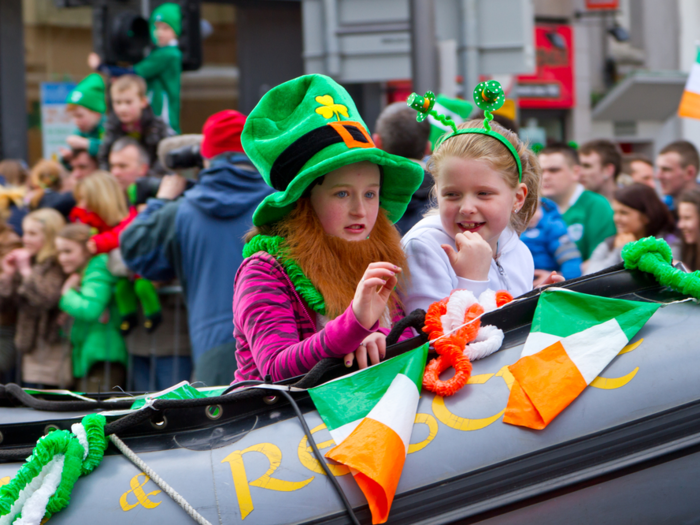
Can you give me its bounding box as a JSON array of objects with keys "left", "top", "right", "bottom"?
[
  {"left": 0, "top": 186, "right": 25, "bottom": 224},
  {"left": 74, "top": 170, "right": 129, "bottom": 227},
  {"left": 23, "top": 208, "right": 65, "bottom": 263},
  {"left": 111, "top": 75, "right": 147, "bottom": 98},
  {"left": 28, "top": 160, "right": 66, "bottom": 210},
  {"left": 427, "top": 119, "right": 541, "bottom": 234}
]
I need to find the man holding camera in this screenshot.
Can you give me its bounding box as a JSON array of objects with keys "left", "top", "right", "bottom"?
[{"left": 121, "top": 110, "right": 272, "bottom": 385}]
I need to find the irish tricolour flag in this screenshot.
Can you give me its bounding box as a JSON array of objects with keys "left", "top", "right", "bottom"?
[
  {"left": 309, "top": 343, "right": 428, "bottom": 524},
  {"left": 679, "top": 46, "right": 700, "bottom": 119},
  {"left": 503, "top": 289, "right": 658, "bottom": 430},
  {"left": 428, "top": 94, "right": 473, "bottom": 149}
]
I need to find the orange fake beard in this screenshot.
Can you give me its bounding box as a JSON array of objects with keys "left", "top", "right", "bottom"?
[{"left": 277, "top": 198, "right": 407, "bottom": 322}]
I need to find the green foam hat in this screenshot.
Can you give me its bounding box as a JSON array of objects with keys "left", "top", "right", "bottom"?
[
  {"left": 150, "top": 2, "right": 182, "bottom": 43},
  {"left": 66, "top": 73, "right": 106, "bottom": 114},
  {"left": 242, "top": 74, "right": 425, "bottom": 226}
]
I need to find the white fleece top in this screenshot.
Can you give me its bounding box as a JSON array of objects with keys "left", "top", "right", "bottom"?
[{"left": 401, "top": 214, "right": 534, "bottom": 314}]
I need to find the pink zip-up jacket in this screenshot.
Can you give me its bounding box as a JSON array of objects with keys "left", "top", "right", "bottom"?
[{"left": 232, "top": 252, "right": 413, "bottom": 382}]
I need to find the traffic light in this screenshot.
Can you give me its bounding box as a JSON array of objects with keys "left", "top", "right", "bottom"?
[{"left": 91, "top": 0, "right": 202, "bottom": 71}]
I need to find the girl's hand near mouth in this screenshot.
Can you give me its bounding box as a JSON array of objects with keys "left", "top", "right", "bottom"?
[{"left": 442, "top": 231, "right": 493, "bottom": 282}]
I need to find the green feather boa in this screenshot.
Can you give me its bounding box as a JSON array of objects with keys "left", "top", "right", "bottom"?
[{"left": 243, "top": 235, "right": 327, "bottom": 315}]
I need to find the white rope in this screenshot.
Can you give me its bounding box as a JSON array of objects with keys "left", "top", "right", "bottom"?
[
  {"left": 430, "top": 294, "right": 530, "bottom": 344},
  {"left": 430, "top": 291, "right": 695, "bottom": 345},
  {"left": 108, "top": 434, "right": 213, "bottom": 525}
]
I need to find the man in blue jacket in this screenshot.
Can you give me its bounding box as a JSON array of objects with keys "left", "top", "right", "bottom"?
[{"left": 121, "top": 110, "right": 272, "bottom": 385}]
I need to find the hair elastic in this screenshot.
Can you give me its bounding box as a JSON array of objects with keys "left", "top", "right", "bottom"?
[{"left": 407, "top": 80, "right": 522, "bottom": 182}]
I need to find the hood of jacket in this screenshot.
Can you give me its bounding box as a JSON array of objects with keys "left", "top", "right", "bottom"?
[{"left": 184, "top": 154, "right": 273, "bottom": 219}]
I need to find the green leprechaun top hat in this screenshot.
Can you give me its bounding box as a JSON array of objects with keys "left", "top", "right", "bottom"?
[
  {"left": 242, "top": 74, "right": 425, "bottom": 227},
  {"left": 66, "top": 73, "right": 106, "bottom": 114}
]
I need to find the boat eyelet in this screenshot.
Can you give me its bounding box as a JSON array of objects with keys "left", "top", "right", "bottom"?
[
  {"left": 44, "top": 424, "right": 59, "bottom": 435},
  {"left": 150, "top": 415, "right": 168, "bottom": 430},
  {"left": 206, "top": 404, "right": 223, "bottom": 420},
  {"left": 263, "top": 395, "right": 279, "bottom": 405}
]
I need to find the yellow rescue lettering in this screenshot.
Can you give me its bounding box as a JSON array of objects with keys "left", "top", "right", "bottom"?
[
  {"left": 222, "top": 443, "right": 314, "bottom": 520},
  {"left": 433, "top": 395, "right": 505, "bottom": 431},
  {"left": 590, "top": 367, "right": 639, "bottom": 389},
  {"left": 407, "top": 413, "right": 438, "bottom": 453},
  {"left": 120, "top": 473, "right": 162, "bottom": 511},
  {"left": 297, "top": 424, "right": 350, "bottom": 476},
  {"left": 591, "top": 338, "right": 643, "bottom": 389}
]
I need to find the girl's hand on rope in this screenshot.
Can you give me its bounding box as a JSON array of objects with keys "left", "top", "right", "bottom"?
[
  {"left": 442, "top": 232, "right": 493, "bottom": 282},
  {"left": 344, "top": 332, "right": 386, "bottom": 369},
  {"left": 352, "top": 262, "right": 400, "bottom": 330}
]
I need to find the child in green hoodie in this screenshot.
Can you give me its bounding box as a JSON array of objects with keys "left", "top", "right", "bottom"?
[
  {"left": 56, "top": 223, "right": 127, "bottom": 392},
  {"left": 59, "top": 73, "right": 106, "bottom": 167},
  {"left": 89, "top": 2, "right": 182, "bottom": 134}
]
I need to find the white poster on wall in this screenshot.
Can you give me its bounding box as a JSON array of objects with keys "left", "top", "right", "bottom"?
[{"left": 40, "top": 82, "right": 77, "bottom": 161}]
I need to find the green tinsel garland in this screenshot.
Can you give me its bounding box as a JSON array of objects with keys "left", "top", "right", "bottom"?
[
  {"left": 243, "top": 235, "right": 327, "bottom": 315},
  {"left": 0, "top": 413, "right": 107, "bottom": 523},
  {"left": 621, "top": 236, "right": 700, "bottom": 299}
]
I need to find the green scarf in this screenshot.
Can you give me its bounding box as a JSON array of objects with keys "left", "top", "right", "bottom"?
[{"left": 243, "top": 235, "right": 326, "bottom": 315}]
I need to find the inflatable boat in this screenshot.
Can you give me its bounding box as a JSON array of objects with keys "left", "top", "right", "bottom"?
[{"left": 0, "top": 262, "right": 698, "bottom": 524}]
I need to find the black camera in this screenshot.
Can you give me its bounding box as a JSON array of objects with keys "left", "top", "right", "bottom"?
[{"left": 165, "top": 143, "right": 204, "bottom": 170}]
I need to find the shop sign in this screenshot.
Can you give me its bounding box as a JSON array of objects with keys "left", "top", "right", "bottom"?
[
  {"left": 585, "top": 0, "right": 619, "bottom": 10},
  {"left": 517, "top": 25, "right": 574, "bottom": 109},
  {"left": 40, "top": 82, "right": 76, "bottom": 160}
]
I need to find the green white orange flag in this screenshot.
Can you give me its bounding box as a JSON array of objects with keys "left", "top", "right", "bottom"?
[
  {"left": 428, "top": 94, "right": 473, "bottom": 149},
  {"left": 503, "top": 289, "right": 659, "bottom": 430},
  {"left": 679, "top": 45, "right": 700, "bottom": 119},
  {"left": 309, "top": 343, "right": 429, "bottom": 524}
]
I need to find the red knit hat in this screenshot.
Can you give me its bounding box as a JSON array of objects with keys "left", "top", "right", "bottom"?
[{"left": 200, "top": 110, "right": 247, "bottom": 159}]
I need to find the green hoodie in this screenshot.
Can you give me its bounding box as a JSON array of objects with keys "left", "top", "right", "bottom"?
[
  {"left": 134, "top": 2, "right": 182, "bottom": 133},
  {"left": 59, "top": 254, "right": 127, "bottom": 378}
]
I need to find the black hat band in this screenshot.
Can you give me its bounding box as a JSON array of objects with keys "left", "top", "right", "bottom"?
[{"left": 270, "top": 121, "right": 374, "bottom": 192}]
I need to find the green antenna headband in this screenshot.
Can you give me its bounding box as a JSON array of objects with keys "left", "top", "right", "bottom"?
[{"left": 407, "top": 80, "right": 523, "bottom": 182}]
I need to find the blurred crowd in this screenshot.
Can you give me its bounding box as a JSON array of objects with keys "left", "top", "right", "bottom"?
[{"left": 1, "top": 78, "right": 700, "bottom": 393}]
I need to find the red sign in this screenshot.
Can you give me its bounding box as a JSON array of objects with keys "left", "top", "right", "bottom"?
[
  {"left": 585, "top": 0, "right": 619, "bottom": 9},
  {"left": 517, "top": 24, "right": 575, "bottom": 109}
]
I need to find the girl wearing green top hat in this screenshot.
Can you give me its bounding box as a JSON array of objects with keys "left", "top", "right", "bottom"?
[{"left": 232, "top": 74, "right": 424, "bottom": 383}]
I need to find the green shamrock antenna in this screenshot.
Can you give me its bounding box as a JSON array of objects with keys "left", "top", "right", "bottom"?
[
  {"left": 407, "top": 91, "right": 457, "bottom": 133},
  {"left": 472, "top": 80, "right": 505, "bottom": 132},
  {"left": 406, "top": 80, "right": 522, "bottom": 182}
]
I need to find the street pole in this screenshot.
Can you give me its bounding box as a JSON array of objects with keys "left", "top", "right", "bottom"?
[
  {"left": 410, "top": 0, "right": 438, "bottom": 96},
  {"left": 0, "top": 0, "right": 28, "bottom": 161}
]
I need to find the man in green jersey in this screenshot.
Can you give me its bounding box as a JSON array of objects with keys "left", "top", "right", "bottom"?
[{"left": 538, "top": 144, "right": 616, "bottom": 261}]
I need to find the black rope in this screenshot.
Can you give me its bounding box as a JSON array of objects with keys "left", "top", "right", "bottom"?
[
  {"left": 386, "top": 309, "right": 427, "bottom": 346},
  {"left": 276, "top": 387, "right": 361, "bottom": 525}
]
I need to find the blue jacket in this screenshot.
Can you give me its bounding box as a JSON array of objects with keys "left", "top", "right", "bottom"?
[
  {"left": 521, "top": 198, "right": 583, "bottom": 280},
  {"left": 120, "top": 154, "right": 273, "bottom": 362}
]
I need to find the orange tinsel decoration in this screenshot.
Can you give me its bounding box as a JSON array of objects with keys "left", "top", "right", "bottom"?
[{"left": 422, "top": 299, "right": 484, "bottom": 397}]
